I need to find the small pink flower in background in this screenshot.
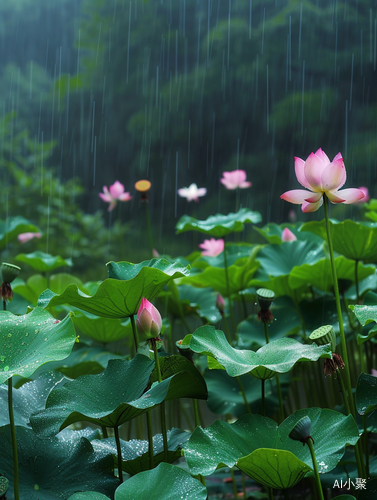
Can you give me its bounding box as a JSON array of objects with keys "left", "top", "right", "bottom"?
[
  {"left": 136, "top": 297, "right": 162, "bottom": 340},
  {"left": 152, "top": 249, "right": 160, "bottom": 258},
  {"left": 220, "top": 170, "right": 252, "bottom": 190},
  {"left": 372, "top": 369, "right": 377, "bottom": 377},
  {"left": 282, "top": 228, "right": 297, "bottom": 242},
  {"left": 18, "top": 232, "right": 42, "bottom": 243},
  {"left": 199, "top": 238, "right": 224, "bottom": 257},
  {"left": 178, "top": 183, "right": 207, "bottom": 202},
  {"left": 216, "top": 294, "right": 225, "bottom": 314},
  {"left": 280, "top": 148, "right": 365, "bottom": 213},
  {"left": 355, "top": 186, "right": 370, "bottom": 204},
  {"left": 99, "top": 181, "right": 132, "bottom": 211}
]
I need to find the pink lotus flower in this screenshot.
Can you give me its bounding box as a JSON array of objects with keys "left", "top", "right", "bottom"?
[
  {"left": 281, "top": 228, "right": 297, "bottom": 242},
  {"left": 220, "top": 170, "right": 251, "bottom": 190},
  {"left": 136, "top": 297, "right": 162, "bottom": 340},
  {"left": 18, "top": 232, "right": 42, "bottom": 243},
  {"left": 199, "top": 238, "right": 224, "bottom": 257},
  {"left": 280, "top": 149, "right": 365, "bottom": 213},
  {"left": 355, "top": 186, "right": 370, "bottom": 204},
  {"left": 178, "top": 183, "right": 207, "bottom": 202},
  {"left": 216, "top": 294, "right": 225, "bottom": 313},
  {"left": 99, "top": 181, "right": 132, "bottom": 211}
]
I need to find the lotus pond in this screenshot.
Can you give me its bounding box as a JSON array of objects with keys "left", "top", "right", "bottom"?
[{"left": 2, "top": 156, "right": 377, "bottom": 500}]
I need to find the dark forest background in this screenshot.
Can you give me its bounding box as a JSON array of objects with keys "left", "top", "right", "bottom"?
[{"left": 0, "top": 0, "right": 376, "bottom": 277}]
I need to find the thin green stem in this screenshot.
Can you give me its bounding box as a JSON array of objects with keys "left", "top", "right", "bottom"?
[
  {"left": 222, "top": 313, "right": 232, "bottom": 344},
  {"left": 8, "top": 378, "right": 20, "bottom": 500},
  {"left": 236, "top": 376, "right": 252, "bottom": 414},
  {"left": 101, "top": 426, "right": 108, "bottom": 439},
  {"left": 146, "top": 411, "right": 154, "bottom": 469},
  {"left": 306, "top": 439, "right": 324, "bottom": 500},
  {"left": 144, "top": 201, "right": 154, "bottom": 257},
  {"left": 323, "top": 197, "right": 356, "bottom": 416},
  {"left": 241, "top": 294, "right": 248, "bottom": 319},
  {"left": 275, "top": 375, "right": 285, "bottom": 422},
  {"left": 268, "top": 487, "right": 274, "bottom": 500},
  {"left": 241, "top": 472, "right": 246, "bottom": 499},
  {"left": 130, "top": 315, "right": 139, "bottom": 351},
  {"left": 193, "top": 399, "right": 200, "bottom": 428},
  {"left": 114, "top": 426, "right": 123, "bottom": 483},
  {"left": 261, "top": 379, "right": 266, "bottom": 416},
  {"left": 263, "top": 320, "right": 270, "bottom": 344},
  {"left": 223, "top": 243, "right": 236, "bottom": 339},
  {"left": 363, "top": 415, "right": 370, "bottom": 478},
  {"left": 179, "top": 400, "right": 194, "bottom": 431},
  {"left": 152, "top": 339, "right": 169, "bottom": 462},
  {"left": 355, "top": 259, "right": 360, "bottom": 303},
  {"left": 230, "top": 468, "right": 238, "bottom": 499}
]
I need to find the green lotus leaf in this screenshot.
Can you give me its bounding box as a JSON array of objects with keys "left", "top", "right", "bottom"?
[
  {"left": 114, "top": 463, "right": 207, "bottom": 500},
  {"left": 0, "top": 371, "right": 65, "bottom": 427},
  {"left": 180, "top": 247, "right": 260, "bottom": 297},
  {"left": 289, "top": 257, "right": 375, "bottom": 292},
  {"left": 237, "top": 449, "right": 310, "bottom": 490},
  {"left": 0, "top": 426, "right": 118, "bottom": 499},
  {"left": 301, "top": 219, "right": 377, "bottom": 261},
  {"left": 345, "top": 273, "right": 377, "bottom": 300},
  {"left": 185, "top": 409, "right": 359, "bottom": 479},
  {"left": 237, "top": 296, "right": 301, "bottom": 349},
  {"left": 0, "top": 307, "right": 76, "bottom": 384},
  {"left": 92, "top": 428, "right": 190, "bottom": 475},
  {"left": 68, "top": 493, "right": 111, "bottom": 500},
  {"left": 255, "top": 240, "right": 325, "bottom": 277},
  {"left": 30, "top": 356, "right": 207, "bottom": 436},
  {"left": 0, "top": 216, "right": 41, "bottom": 250},
  {"left": 356, "top": 373, "right": 377, "bottom": 415},
  {"left": 175, "top": 208, "right": 262, "bottom": 237},
  {"left": 191, "top": 243, "right": 256, "bottom": 269},
  {"left": 38, "top": 259, "right": 190, "bottom": 318},
  {"left": 254, "top": 222, "right": 322, "bottom": 245},
  {"left": 164, "top": 284, "right": 221, "bottom": 324},
  {"left": 301, "top": 296, "right": 349, "bottom": 335},
  {"left": 189, "top": 325, "right": 332, "bottom": 379},
  {"left": 15, "top": 251, "right": 72, "bottom": 272},
  {"left": 72, "top": 311, "right": 133, "bottom": 343},
  {"left": 349, "top": 302, "right": 377, "bottom": 344},
  {"left": 204, "top": 369, "right": 289, "bottom": 417}
]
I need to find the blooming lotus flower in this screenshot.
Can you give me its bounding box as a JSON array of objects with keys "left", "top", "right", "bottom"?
[
  {"left": 99, "top": 181, "right": 132, "bottom": 211},
  {"left": 199, "top": 238, "right": 224, "bottom": 257},
  {"left": 355, "top": 186, "right": 370, "bottom": 204},
  {"left": 136, "top": 297, "right": 162, "bottom": 340},
  {"left": 220, "top": 170, "right": 251, "bottom": 190},
  {"left": 17, "top": 232, "right": 42, "bottom": 243},
  {"left": 281, "top": 228, "right": 297, "bottom": 242},
  {"left": 178, "top": 183, "right": 207, "bottom": 202},
  {"left": 280, "top": 149, "right": 365, "bottom": 212}
]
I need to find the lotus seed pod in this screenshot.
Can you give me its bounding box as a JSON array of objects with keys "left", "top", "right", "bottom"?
[
  {"left": 309, "top": 325, "right": 337, "bottom": 352},
  {"left": 1, "top": 262, "right": 21, "bottom": 284},
  {"left": 256, "top": 288, "right": 275, "bottom": 310},
  {"left": 289, "top": 416, "right": 313, "bottom": 445},
  {"left": 0, "top": 475, "right": 9, "bottom": 496}
]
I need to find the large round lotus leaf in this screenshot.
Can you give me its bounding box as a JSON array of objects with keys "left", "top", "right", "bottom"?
[
  {"left": 289, "top": 256, "right": 375, "bottom": 291},
  {"left": 255, "top": 240, "right": 325, "bottom": 277},
  {"left": 12, "top": 275, "right": 48, "bottom": 305},
  {"left": 0, "top": 307, "right": 76, "bottom": 384},
  {"left": 179, "top": 250, "right": 260, "bottom": 297},
  {"left": 356, "top": 373, "right": 377, "bottom": 415},
  {"left": 204, "top": 369, "right": 289, "bottom": 417},
  {"left": 0, "top": 371, "right": 65, "bottom": 427},
  {"left": 349, "top": 302, "right": 377, "bottom": 344},
  {"left": 278, "top": 408, "right": 360, "bottom": 473},
  {"left": 185, "top": 409, "right": 359, "bottom": 479},
  {"left": 114, "top": 463, "right": 207, "bottom": 500},
  {"left": 30, "top": 356, "right": 207, "bottom": 436},
  {"left": 175, "top": 208, "right": 262, "bottom": 237},
  {"left": 301, "top": 219, "right": 377, "bottom": 261},
  {"left": 165, "top": 284, "right": 221, "bottom": 323},
  {"left": 0, "top": 426, "right": 118, "bottom": 499},
  {"left": 92, "top": 428, "right": 190, "bottom": 475},
  {"left": 72, "top": 311, "right": 133, "bottom": 343},
  {"left": 254, "top": 222, "right": 323, "bottom": 245},
  {"left": 189, "top": 325, "right": 331, "bottom": 379},
  {"left": 0, "top": 216, "right": 41, "bottom": 250},
  {"left": 38, "top": 258, "right": 190, "bottom": 318},
  {"left": 237, "top": 449, "right": 311, "bottom": 490},
  {"left": 67, "top": 493, "right": 111, "bottom": 500},
  {"left": 237, "top": 297, "right": 301, "bottom": 349},
  {"left": 250, "top": 273, "right": 308, "bottom": 300},
  {"left": 15, "top": 251, "right": 72, "bottom": 272}
]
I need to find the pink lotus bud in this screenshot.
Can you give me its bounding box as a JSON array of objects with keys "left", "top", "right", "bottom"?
[
  {"left": 288, "top": 210, "right": 297, "bottom": 222},
  {"left": 216, "top": 294, "right": 225, "bottom": 313},
  {"left": 372, "top": 369, "right": 377, "bottom": 377},
  {"left": 355, "top": 186, "right": 369, "bottom": 204},
  {"left": 152, "top": 249, "right": 160, "bottom": 258},
  {"left": 282, "top": 228, "right": 297, "bottom": 242},
  {"left": 136, "top": 297, "right": 162, "bottom": 340}
]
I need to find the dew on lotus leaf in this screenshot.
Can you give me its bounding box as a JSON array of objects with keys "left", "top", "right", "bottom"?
[
  {"left": 7, "top": 333, "right": 12, "bottom": 337},
  {"left": 0, "top": 356, "right": 4, "bottom": 362},
  {"left": 35, "top": 330, "right": 39, "bottom": 334},
  {"left": 3, "top": 366, "right": 9, "bottom": 371},
  {"left": 34, "top": 484, "right": 39, "bottom": 491},
  {"left": 25, "top": 333, "right": 29, "bottom": 337}
]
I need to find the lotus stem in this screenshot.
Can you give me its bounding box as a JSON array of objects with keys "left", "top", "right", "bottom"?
[
  {"left": 130, "top": 314, "right": 139, "bottom": 351},
  {"left": 363, "top": 415, "right": 370, "bottom": 478},
  {"left": 222, "top": 312, "right": 232, "bottom": 344},
  {"left": 101, "top": 426, "right": 108, "bottom": 439},
  {"left": 146, "top": 411, "right": 154, "bottom": 469},
  {"left": 223, "top": 242, "right": 237, "bottom": 340},
  {"left": 193, "top": 399, "right": 200, "bottom": 428},
  {"left": 152, "top": 339, "right": 169, "bottom": 462},
  {"left": 230, "top": 468, "right": 238, "bottom": 499},
  {"left": 306, "top": 438, "right": 325, "bottom": 500},
  {"left": 236, "top": 376, "right": 252, "bottom": 414},
  {"left": 114, "top": 425, "right": 123, "bottom": 483}
]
